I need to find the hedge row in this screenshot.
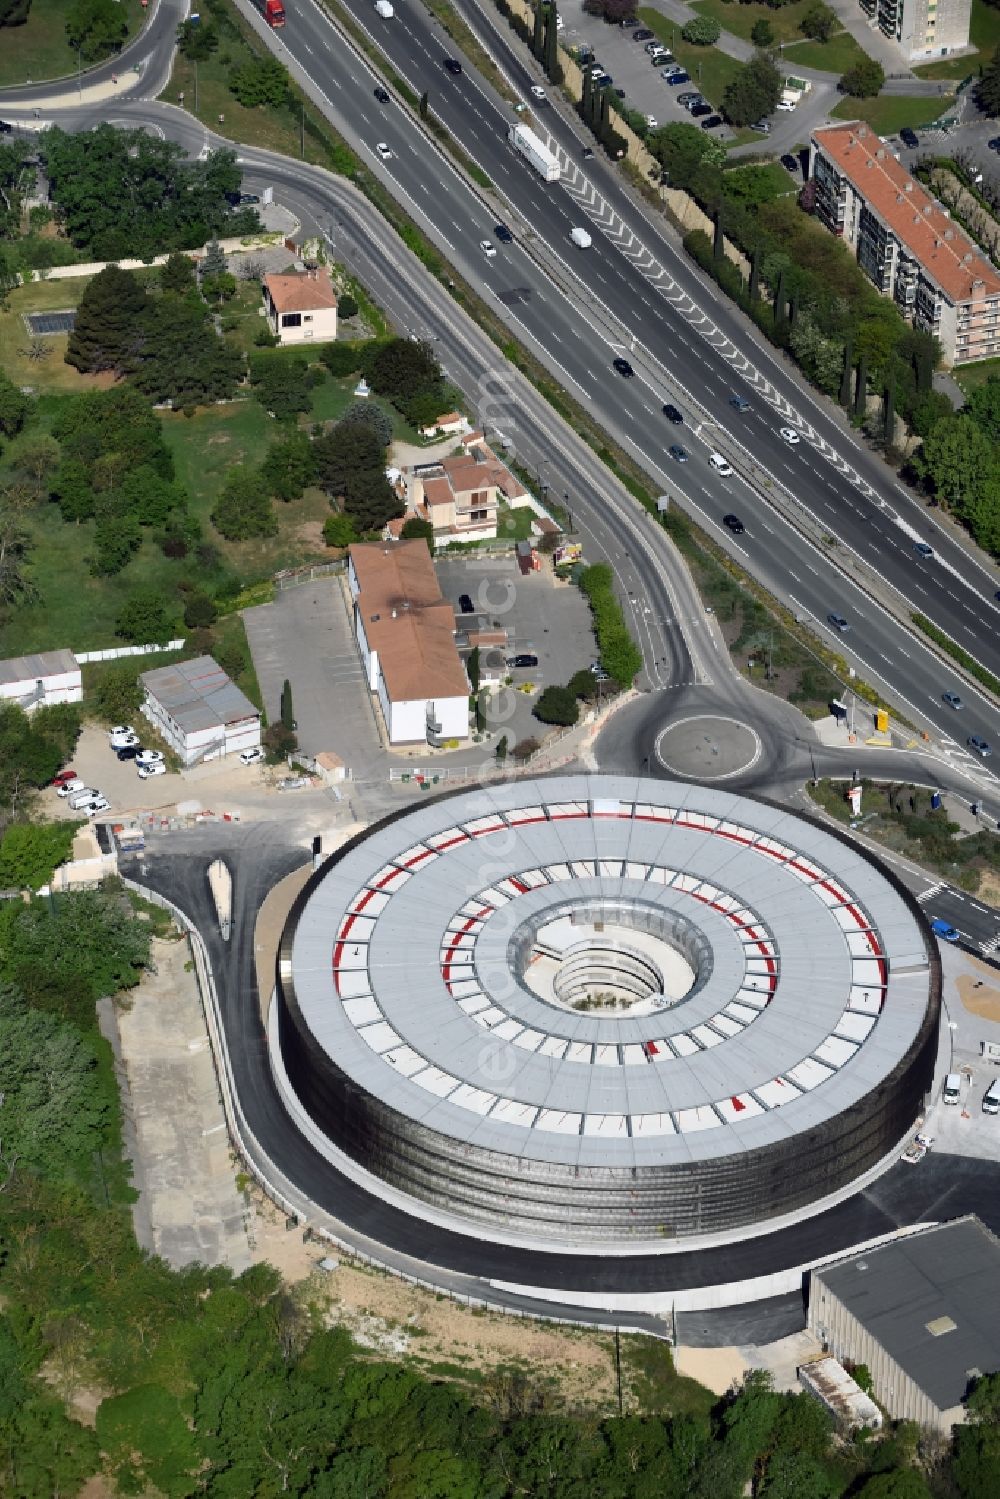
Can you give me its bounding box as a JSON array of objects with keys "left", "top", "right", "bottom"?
[
  {"left": 911, "top": 612, "right": 1000, "bottom": 697},
  {"left": 578, "top": 562, "right": 644, "bottom": 686}
]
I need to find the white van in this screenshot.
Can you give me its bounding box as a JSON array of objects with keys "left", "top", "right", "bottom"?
[
  {"left": 68, "top": 787, "right": 99, "bottom": 810},
  {"left": 942, "top": 1072, "right": 962, "bottom": 1105},
  {"left": 983, "top": 1079, "right": 1000, "bottom": 1115},
  {"left": 709, "top": 452, "right": 733, "bottom": 475},
  {"left": 570, "top": 226, "right": 592, "bottom": 249},
  {"left": 374, "top": 0, "right": 394, "bottom": 15}
]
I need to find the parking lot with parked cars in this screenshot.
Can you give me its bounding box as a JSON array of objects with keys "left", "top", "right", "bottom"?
[{"left": 434, "top": 554, "right": 599, "bottom": 749}]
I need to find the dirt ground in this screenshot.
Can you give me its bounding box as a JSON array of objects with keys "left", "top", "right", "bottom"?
[
  {"left": 956, "top": 970, "right": 1000, "bottom": 1022},
  {"left": 249, "top": 1190, "right": 622, "bottom": 1411},
  {"left": 673, "top": 1345, "right": 747, "bottom": 1395}
]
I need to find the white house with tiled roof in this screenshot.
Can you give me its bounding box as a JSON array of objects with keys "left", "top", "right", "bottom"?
[{"left": 262, "top": 267, "right": 338, "bottom": 346}]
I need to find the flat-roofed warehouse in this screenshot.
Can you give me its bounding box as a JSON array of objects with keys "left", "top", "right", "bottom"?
[
  {"left": 140, "top": 655, "right": 261, "bottom": 765},
  {"left": 809, "top": 1216, "right": 1000, "bottom": 1433}
]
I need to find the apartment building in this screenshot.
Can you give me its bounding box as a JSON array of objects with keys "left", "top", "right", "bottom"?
[
  {"left": 859, "top": 0, "right": 970, "bottom": 64},
  {"left": 388, "top": 431, "right": 530, "bottom": 546},
  {"left": 810, "top": 123, "right": 1000, "bottom": 366}
]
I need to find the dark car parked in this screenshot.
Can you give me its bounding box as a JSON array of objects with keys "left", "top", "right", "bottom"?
[
  {"left": 507, "top": 653, "right": 539, "bottom": 668},
  {"left": 458, "top": 594, "right": 475, "bottom": 614},
  {"left": 900, "top": 126, "right": 919, "bottom": 148}
]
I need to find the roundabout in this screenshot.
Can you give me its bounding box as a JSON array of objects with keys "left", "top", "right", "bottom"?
[
  {"left": 274, "top": 774, "right": 940, "bottom": 1258},
  {"left": 654, "top": 715, "right": 763, "bottom": 781}
]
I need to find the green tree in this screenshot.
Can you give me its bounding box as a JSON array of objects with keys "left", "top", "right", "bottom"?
[
  {"left": 400, "top": 516, "right": 434, "bottom": 547},
  {"left": 0, "top": 886, "right": 152, "bottom": 1026},
  {"left": 0, "top": 370, "right": 31, "bottom": 437},
  {"left": 248, "top": 349, "right": 311, "bottom": 420},
  {"left": 338, "top": 291, "right": 359, "bottom": 320},
  {"left": 840, "top": 337, "right": 853, "bottom": 406},
  {"left": 342, "top": 468, "right": 402, "bottom": 533},
  {"left": 115, "top": 588, "right": 176, "bottom": 644},
  {"left": 0, "top": 702, "right": 75, "bottom": 823},
  {"left": 50, "top": 459, "right": 96, "bottom": 523},
  {"left": 532, "top": 0, "right": 544, "bottom": 58},
  {"left": 760, "top": 1451, "right": 838, "bottom": 1499},
  {"left": 339, "top": 399, "right": 394, "bottom": 448},
  {"left": 261, "top": 431, "right": 317, "bottom": 501},
  {"left": 0, "top": 1391, "right": 99, "bottom": 1498},
  {"left": 65, "top": 0, "right": 127, "bottom": 61},
  {"left": 544, "top": 4, "right": 560, "bottom": 81},
  {"left": 0, "top": 822, "right": 79, "bottom": 892},
  {"left": 854, "top": 353, "right": 868, "bottom": 417},
  {"left": 64, "top": 264, "right": 149, "bottom": 374},
  {"left": 649, "top": 121, "right": 722, "bottom": 191},
  {"left": 96, "top": 1384, "right": 201, "bottom": 1499},
  {"left": 419, "top": 89, "right": 429, "bottom": 119},
  {"left": 200, "top": 238, "right": 226, "bottom": 279},
  {"left": 365, "top": 337, "right": 440, "bottom": 402},
  {"left": 467, "top": 646, "right": 481, "bottom": 693},
  {"left": 176, "top": 16, "right": 219, "bottom": 59},
  {"left": 132, "top": 295, "right": 244, "bottom": 408},
  {"left": 51, "top": 384, "right": 173, "bottom": 479},
  {"left": 963, "top": 375, "right": 1000, "bottom": 443},
  {"left": 855, "top": 1473, "right": 932, "bottom": 1499},
  {"left": 319, "top": 339, "right": 368, "bottom": 377},
  {"left": 92, "top": 662, "right": 143, "bottom": 725},
  {"left": 721, "top": 52, "right": 783, "bottom": 126},
  {"left": 92, "top": 510, "right": 141, "bottom": 576},
  {"left": 914, "top": 413, "right": 997, "bottom": 522},
  {"left": 682, "top": 15, "right": 721, "bottom": 42},
  {"left": 229, "top": 55, "right": 290, "bottom": 108},
  {"left": 280, "top": 678, "right": 295, "bottom": 731},
  {"left": 322, "top": 512, "right": 357, "bottom": 548},
  {"left": 840, "top": 57, "right": 885, "bottom": 97},
  {"left": 184, "top": 591, "right": 217, "bottom": 628},
  {"left": 0, "top": 987, "right": 111, "bottom": 1184},
  {"left": 533, "top": 685, "right": 579, "bottom": 726},
  {"left": 751, "top": 17, "right": 774, "bottom": 45},
  {"left": 160, "top": 251, "right": 197, "bottom": 293},
  {"left": 0, "top": 0, "right": 31, "bottom": 24},
  {"left": 314, "top": 421, "right": 386, "bottom": 499},
  {"left": 978, "top": 46, "right": 1000, "bottom": 116},
  {"left": 211, "top": 469, "right": 278, "bottom": 540},
  {"left": 800, "top": 1, "right": 836, "bottom": 39},
  {"left": 495, "top": 734, "right": 508, "bottom": 764}
]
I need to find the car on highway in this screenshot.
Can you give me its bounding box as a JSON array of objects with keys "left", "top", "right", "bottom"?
[
  {"left": 633, "top": 27, "right": 655, "bottom": 40},
  {"left": 530, "top": 85, "right": 546, "bottom": 100},
  {"left": 582, "top": 146, "right": 595, "bottom": 158},
  {"left": 942, "top": 692, "right": 964, "bottom": 710},
  {"left": 613, "top": 357, "right": 634, "bottom": 377},
  {"left": 507, "top": 653, "right": 538, "bottom": 668},
  {"left": 0, "top": 121, "right": 12, "bottom": 135},
  {"left": 374, "top": 87, "right": 390, "bottom": 103},
  {"left": 709, "top": 452, "right": 733, "bottom": 475},
  {"left": 930, "top": 918, "right": 960, "bottom": 942},
  {"left": 443, "top": 57, "right": 463, "bottom": 74},
  {"left": 900, "top": 126, "right": 919, "bottom": 148},
  {"left": 480, "top": 238, "right": 497, "bottom": 258},
  {"left": 52, "top": 768, "right": 79, "bottom": 788},
  {"left": 662, "top": 403, "right": 683, "bottom": 423},
  {"left": 137, "top": 761, "right": 167, "bottom": 780},
  {"left": 666, "top": 71, "right": 690, "bottom": 85},
  {"left": 723, "top": 514, "right": 745, "bottom": 534},
  {"left": 729, "top": 395, "right": 750, "bottom": 412},
  {"left": 989, "top": 136, "right": 1000, "bottom": 151},
  {"left": 240, "top": 746, "right": 266, "bottom": 765},
  {"left": 458, "top": 593, "right": 475, "bottom": 613},
  {"left": 827, "top": 613, "right": 850, "bottom": 633},
  {"left": 700, "top": 115, "right": 723, "bottom": 130},
  {"left": 669, "top": 443, "right": 689, "bottom": 462},
  {"left": 968, "top": 735, "right": 992, "bottom": 757},
  {"left": 780, "top": 153, "right": 799, "bottom": 173},
  {"left": 375, "top": 142, "right": 393, "bottom": 160},
  {"left": 913, "top": 540, "right": 934, "bottom": 557},
  {"left": 779, "top": 426, "right": 801, "bottom": 444},
  {"left": 495, "top": 223, "right": 513, "bottom": 242}
]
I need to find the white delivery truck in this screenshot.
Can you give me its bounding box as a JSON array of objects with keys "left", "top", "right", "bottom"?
[
  {"left": 570, "top": 226, "right": 592, "bottom": 248},
  {"left": 374, "top": 0, "right": 393, "bottom": 14},
  {"left": 508, "top": 123, "right": 560, "bottom": 182}
]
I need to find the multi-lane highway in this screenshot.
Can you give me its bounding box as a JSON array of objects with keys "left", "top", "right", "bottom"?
[{"left": 2, "top": 0, "right": 999, "bottom": 779}]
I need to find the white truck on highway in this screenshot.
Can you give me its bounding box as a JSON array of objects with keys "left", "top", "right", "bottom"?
[{"left": 508, "top": 123, "right": 560, "bottom": 182}]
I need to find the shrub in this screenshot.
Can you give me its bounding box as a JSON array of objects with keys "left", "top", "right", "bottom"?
[
  {"left": 338, "top": 292, "right": 359, "bottom": 320},
  {"left": 682, "top": 15, "right": 721, "bottom": 43},
  {"left": 533, "top": 685, "right": 580, "bottom": 726},
  {"left": 184, "top": 592, "right": 218, "bottom": 629},
  {"left": 323, "top": 512, "right": 357, "bottom": 548}
]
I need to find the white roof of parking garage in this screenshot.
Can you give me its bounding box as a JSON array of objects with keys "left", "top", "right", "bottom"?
[{"left": 284, "top": 775, "right": 934, "bottom": 1170}]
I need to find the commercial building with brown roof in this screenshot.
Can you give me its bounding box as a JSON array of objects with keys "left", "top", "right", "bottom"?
[
  {"left": 347, "top": 541, "right": 469, "bottom": 745},
  {"left": 810, "top": 123, "right": 1000, "bottom": 366},
  {"left": 262, "top": 267, "right": 338, "bottom": 347}
]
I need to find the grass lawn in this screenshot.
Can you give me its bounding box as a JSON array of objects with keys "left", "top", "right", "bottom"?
[
  {"left": 638, "top": 9, "right": 745, "bottom": 106},
  {"left": 496, "top": 504, "right": 536, "bottom": 541},
  {"left": 832, "top": 91, "right": 955, "bottom": 132},
  {"left": 0, "top": 277, "right": 107, "bottom": 394},
  {"left": 690, "top": 0, "right": 817, "bottom": 45},
  {"left": 725, "top": 159, "right": 798, "bottom": 198},
  {"left": 0, "top": 0, "right": 145, "bottom": 86},
  {"left": 782, "top": 30, "right": 871, "bottom": 72},
  {"left": 914, "top": 0, "right": 1000, "bottom": 76},
  {"left": 953, "top": 356, "right": 1000, "bottom": 394}
]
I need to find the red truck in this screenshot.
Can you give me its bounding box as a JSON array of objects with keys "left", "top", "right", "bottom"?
[{"left": 254, "top": 0, "right": 285, "bottom": 25}]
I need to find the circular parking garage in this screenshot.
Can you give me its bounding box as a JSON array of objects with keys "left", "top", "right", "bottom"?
[{"left": 273, "top": 775, "right": 939, "bottom": 1247}]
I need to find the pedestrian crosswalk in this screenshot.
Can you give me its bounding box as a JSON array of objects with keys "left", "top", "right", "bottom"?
[{"left": 916, "top": 882, "right": 947, "bottom": 905}]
